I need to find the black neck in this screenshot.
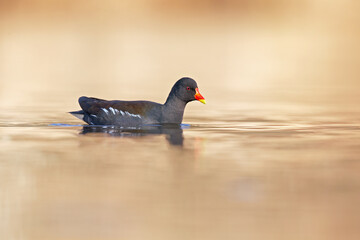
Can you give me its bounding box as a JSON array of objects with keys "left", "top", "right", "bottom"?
[{"left": 162, "top": 94, "right": 187, "bottom": 124}]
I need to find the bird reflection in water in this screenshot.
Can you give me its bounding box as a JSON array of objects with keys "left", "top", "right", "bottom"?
[{"left": 80, "top": 124, "right": 186, "bottom": 146}]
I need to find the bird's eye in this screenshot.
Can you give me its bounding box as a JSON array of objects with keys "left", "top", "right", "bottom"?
[{"left": 186, "top": 87, "right": 191, "bottom": 91}]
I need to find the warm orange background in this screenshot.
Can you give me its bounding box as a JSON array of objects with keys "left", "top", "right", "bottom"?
[
  {"left": 1, "top": 2, "right": 360, "bottom": 240},
  {"left": 1, "top": 0, "right": 359, "bottom": 108}
]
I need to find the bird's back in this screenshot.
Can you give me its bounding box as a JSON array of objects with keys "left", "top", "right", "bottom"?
[{"left": 74, "top": 96, "right": 163, "bottom": 126}]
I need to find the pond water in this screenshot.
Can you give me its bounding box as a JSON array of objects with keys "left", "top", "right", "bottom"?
[
  {"left": 1, "top": 97, "right": 360, "bottom": 240},
  {"left": 2, "top": 0, "right": 360, "bottom": 238}
]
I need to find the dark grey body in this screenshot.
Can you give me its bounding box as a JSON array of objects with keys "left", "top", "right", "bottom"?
[{"left": 70, "top": 77, "right": 201, "bottom": 126}]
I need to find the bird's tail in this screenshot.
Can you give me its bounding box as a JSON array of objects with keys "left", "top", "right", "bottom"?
[{"left": 69, "top": 110, "right": 85, "bottom": 121}]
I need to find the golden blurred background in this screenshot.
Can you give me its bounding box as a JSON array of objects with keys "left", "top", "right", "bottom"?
[
  {"left": 2, "top": 2, "right": 360, "bottom": 240},
  {"left": 0, "top": 0, "right": 359, "bottom": 108}
]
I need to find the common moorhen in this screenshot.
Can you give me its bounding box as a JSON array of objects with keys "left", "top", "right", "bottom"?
[{"left": 70, "top": 77, "right": 206, "bottom": 126}]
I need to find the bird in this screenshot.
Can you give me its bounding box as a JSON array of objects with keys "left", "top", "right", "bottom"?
[{"left": 69, "top": 77, "right": 206, "bottom": 126}]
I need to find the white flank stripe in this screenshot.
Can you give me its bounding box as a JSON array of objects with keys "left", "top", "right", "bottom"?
[
  {"left": 125, "top": 111, "right": 141, "bottom": 119},
  {"left": 109, "top": 107, "right": 116, "bottom": 115},
  {"left": 102, "top": 108, "right": 109, "bottom": 114},
  {"left": 101, "top": 107, "right": 141, "bottom": 119}
]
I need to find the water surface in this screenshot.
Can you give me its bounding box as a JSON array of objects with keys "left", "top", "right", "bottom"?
[
  {"left": 2, "top": 1, "right": 360, "bottom": 239},
  {"left": 1, "top": 101, "right": 360, "bottom": 240}
]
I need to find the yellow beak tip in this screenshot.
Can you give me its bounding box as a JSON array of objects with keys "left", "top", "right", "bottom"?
[{"left": 199, "top": 99, "right": 206, "bottom": 104}]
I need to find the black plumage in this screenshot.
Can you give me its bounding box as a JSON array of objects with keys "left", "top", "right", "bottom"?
[{"left": 70, "top": 77, "right": 206, "bottom": 126}]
